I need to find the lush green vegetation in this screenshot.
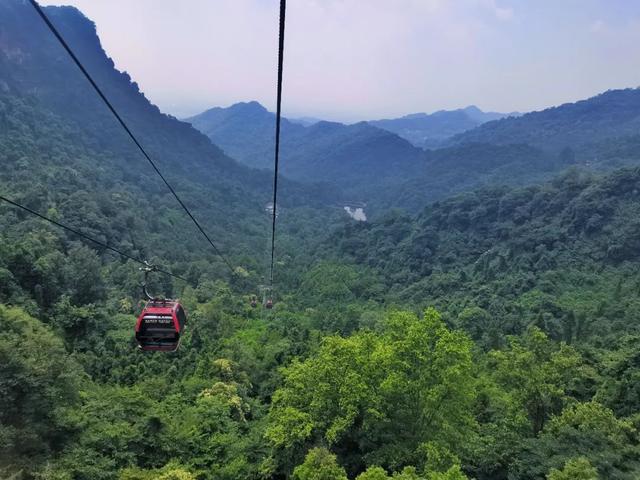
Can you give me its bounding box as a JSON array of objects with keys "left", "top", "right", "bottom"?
[
  {"left": 3, "top": 1, "right": 640, "bottom": 479},
  {"left": 450, "top": 89, "right": 640, "bottom": 152},
  {"left": 6, "top": 116, "right": 640, "bottom": 478}
]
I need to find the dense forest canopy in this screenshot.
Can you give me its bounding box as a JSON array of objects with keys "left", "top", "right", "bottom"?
[{"left": 2, "top": 1, "right": 640, "bottom": 480}]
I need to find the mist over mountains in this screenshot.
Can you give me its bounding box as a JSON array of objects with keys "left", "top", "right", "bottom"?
[
  {"left": 185, "top": 102, "right": 517, "bottom": 166},
  {"left": 4, "top": 0, "right": 639, "bottom": 242},
  {"left": 368, "top": 105, "right": 519, "bottom": 148}
]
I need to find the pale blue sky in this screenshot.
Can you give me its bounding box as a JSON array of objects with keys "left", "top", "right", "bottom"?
[{"left": 42, "top": 0, "right": 640, "bottom": 121}]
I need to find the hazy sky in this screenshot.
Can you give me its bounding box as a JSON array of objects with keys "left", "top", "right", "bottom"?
[{"left": 41, "top": 0, "right": 640, "bottom": 121}]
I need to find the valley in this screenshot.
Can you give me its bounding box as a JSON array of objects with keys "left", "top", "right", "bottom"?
[{"left": 188, "top": 89, "right": 640, "bottom": 215}]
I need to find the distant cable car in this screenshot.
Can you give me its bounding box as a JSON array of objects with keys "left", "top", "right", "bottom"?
[
  {"left": 135, "top": 264, "right": 186, "bottom": 352},
  {"left": 265, "top": 298, "right": 274, "bottom": 309},
  {"left": 250, "top": 295, "right": 258, "bottom": 308}
]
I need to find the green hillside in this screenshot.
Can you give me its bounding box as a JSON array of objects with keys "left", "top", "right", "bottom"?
[
  {"left": 187, "top": 102, "right": 426, "bottom": 197},
  {"left": 450, "top": 89, "right": 640, "bottom": 153},
  {"left": 188, "top": 92, "right": 640, "bottom": 215},
  {"left": 185, "top": 101, "right": 304, "bottom": 170}
]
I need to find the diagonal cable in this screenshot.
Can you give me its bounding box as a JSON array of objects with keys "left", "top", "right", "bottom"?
[
  {"left": 0, "top": 194, "right": 186, "bottom": 282},
  {"left": 28, "top": 0, "right": 235, "bottom": 275}
]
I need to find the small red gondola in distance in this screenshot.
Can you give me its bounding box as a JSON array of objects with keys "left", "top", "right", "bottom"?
[{"left": 135, "top": 299, "right": 186, "bottom": 352}]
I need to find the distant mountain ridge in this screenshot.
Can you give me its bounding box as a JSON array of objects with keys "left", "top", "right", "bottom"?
[
  {"left": 368, "top": 106, "right": 519, "bottom": 148},
  {"left": 185, "top": 101, "right": 304, "bottom": 170},
  {"left": 186, "top": 103, "right": 426, "bottom": 196},
  {"left": 187, "top": 92, "right": 640, "bottom": 214},
  {"left": 450, "top": 88, "right": 640, "bottom": 152},
  {"left": 186, "top": 102, "right": 518, "bottom": 157}
]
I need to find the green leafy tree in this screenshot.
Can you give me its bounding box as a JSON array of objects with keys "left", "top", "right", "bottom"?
[
  {"left": 267, "top": 308, "right": 475, "bottom": 474},
  {"left": 0, "top": 305, "right": 82, "bottom": 477},
  {"left": 156, "top": 471, "right": 196, "bottom": 480},
  {"left": 292, "top": 448, "right": 348, "bottom": 480},
  {"left": 425, "top": 465, "right": 468, "bottom": 480},
  {"left": 512, "top": 401, "right": 640, "bottom": 479},
  {"left": 457, "top": 306, "right": 491, "bottom": 342},
  {"left": 356, "top": 466, "right": 390, "bottom": 480},
  {"left": 595, "top": 336, "right": 640, "bottom": 416},
  {"left": 547, "top": 457, "right": 599, "bottom": 480},
  {"left": 489, "top": 327, "right": 581, "bottom": 434},
  {"left": 119, "top": 462, "right": 197, "bottom": 480}
]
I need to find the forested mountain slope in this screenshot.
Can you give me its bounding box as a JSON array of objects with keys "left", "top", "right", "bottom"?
[
  {"left": 190, "top": 91, "right": 640, "bottom": 215},
  {"left": 451, "top": 88, "right": 640, "bottom": 152},
  {"left": 2, "top": 2, "right": 237, "bottom": 180},
  {"left": 369, "top": 105, "right": 516, "bottom": 148},
  {"left": 185, "top": 101, "right": 305, "bottom": 170},
  {"left": 379, "top": 89, "right": 640, "bottom": 212},
  {"left": 323, "top": 167, "right": 640, "bottom": 342},
  {"left": 187, "top": 103, "right": 516, "bottom": 167},
  {"left": 188, "top": 102, "right": 555, "bottom": 211},
  {"left": 0, "top": 1, "right": 340, "bottom": 264},
  {"left": 281, "top": 120, "right": 424, "bottom": 187},
  {"left": 187, "top": 101, "right": 426, "bottom": 193},
  {"left": 373, "top": 143, "right": 558, "bottom": 212}
]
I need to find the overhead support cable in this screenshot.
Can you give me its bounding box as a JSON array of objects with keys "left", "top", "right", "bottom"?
[{"left": 268, "top": 0, "right": 287, "bottom": 289}]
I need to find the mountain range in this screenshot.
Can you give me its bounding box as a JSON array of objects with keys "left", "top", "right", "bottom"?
[
  {"left": 6, "top": 0, "right": 640, "bottom": 221},
  {"left": 0, "top": 0, "right": 338, "bottom": 270},
  {"left": 188, "top": 89, "right": 640, "bottom": 213},
  {"left": 450, "top": 89, "right": 640, "bottom": 151},
  {"left": 185, "top": 102, "right": 425, "bottom": 196},
  {"left": 368, "top": 105, "right": 518, "bottom": 148}
]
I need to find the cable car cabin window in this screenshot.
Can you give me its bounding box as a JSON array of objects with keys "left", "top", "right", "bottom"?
[{"left": 135, "top": 300, "right": 186, "bottom": 352}]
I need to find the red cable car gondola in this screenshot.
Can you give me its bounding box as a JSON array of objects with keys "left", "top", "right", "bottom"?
[
  {"left": 135, "top": 264, "right": 187, "bottom": 352},
  {"left": 265, "top": 298, "right": 274, "bottom": 309},
  {"left": 135, "top": 299, "right": 186, "bottom": 352}
]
